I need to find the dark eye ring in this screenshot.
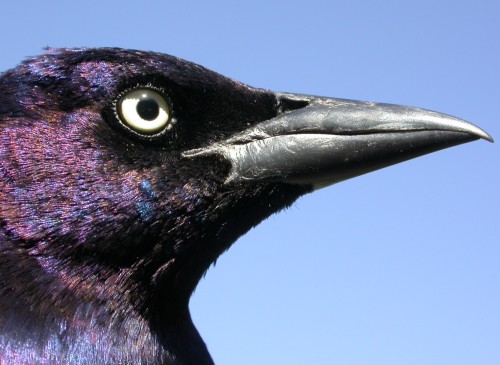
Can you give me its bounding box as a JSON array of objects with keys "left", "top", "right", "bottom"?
[{"left": 117, "top": 88, "right": 170, "bottom": 134}]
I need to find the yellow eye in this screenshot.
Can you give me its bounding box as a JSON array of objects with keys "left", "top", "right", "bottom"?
[{"left": 118, "top": 89, "right": 170, "bottom": 134}]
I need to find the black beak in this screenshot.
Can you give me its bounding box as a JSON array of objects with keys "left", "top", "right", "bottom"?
[{"left": 183, "top": 93, "right": 493, "bottom": 189}]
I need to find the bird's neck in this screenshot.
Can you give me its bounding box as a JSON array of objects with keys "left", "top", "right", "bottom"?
[{"left": 0, "top": 246, "right": 214, "bottom": 365}]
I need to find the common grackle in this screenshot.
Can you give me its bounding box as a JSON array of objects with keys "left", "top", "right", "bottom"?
[{"left": 0, "top": 48, "right": 492, "bottom": 364}]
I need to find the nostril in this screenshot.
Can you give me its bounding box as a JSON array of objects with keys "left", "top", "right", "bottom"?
[{"left": 277, "top": 97, "right": 310, "bottom": 114}]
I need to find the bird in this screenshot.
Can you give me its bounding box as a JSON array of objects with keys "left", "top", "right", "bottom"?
[{"left": 0, "top": 48, "right": 492, "bottom": 365}]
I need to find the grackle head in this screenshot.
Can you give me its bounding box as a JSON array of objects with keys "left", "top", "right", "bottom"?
[{"left": 0, "top": 48, "right": 492, "bottom": 364}]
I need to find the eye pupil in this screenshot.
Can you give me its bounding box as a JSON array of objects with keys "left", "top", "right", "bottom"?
[{"left": 136, "top": 98, "right": 160, "bottom": 121}]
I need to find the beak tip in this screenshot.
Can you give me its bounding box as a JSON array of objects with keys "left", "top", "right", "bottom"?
[
  {"left": 483, "top": 133, "right": 494, "bottom": 143},
  {"left": 431, "top": 112, "right": 493, "bottom": 143},
  {"left": 464, "top": 123, "right": 494, "bottom": 143}
]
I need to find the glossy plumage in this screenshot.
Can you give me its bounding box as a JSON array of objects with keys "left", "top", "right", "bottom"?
[{"left": 0, "top": 48, "right": 491, "bottom": 364}]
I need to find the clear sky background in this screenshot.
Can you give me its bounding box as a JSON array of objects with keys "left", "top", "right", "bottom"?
[{"left": 1, "top": 1, "right": 498, "bottom": 364}]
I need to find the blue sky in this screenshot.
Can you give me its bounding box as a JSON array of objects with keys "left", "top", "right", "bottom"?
[{"left": 1, "top": 1, "right": 498, "bottom": 364}]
